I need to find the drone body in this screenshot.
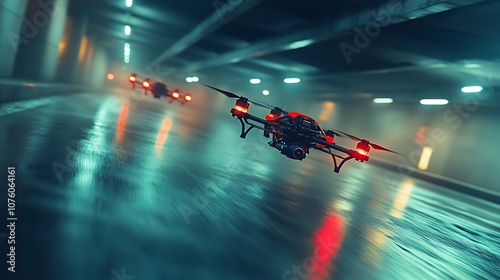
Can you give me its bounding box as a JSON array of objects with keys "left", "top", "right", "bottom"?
[{"left": 204, "top": 84, "right": 398, "bottom": 173}]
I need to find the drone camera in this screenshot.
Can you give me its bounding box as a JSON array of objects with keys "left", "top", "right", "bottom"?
[{"left": 281, "top": 144, "right": 307, "bottom": 160}]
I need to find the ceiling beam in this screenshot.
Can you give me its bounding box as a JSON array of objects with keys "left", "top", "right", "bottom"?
[
  {"left": 179, "top": 0, "right": 486, "bottom": 73},
  {"left": 149, "top": 0, "right": 265, "bottom": 66}
]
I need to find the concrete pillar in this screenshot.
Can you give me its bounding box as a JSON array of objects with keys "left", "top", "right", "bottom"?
[
  {"left": 88, "top": 45, "right": 107, "bottom": 87},
  {"left": 56, "top": 12, "right": 87, "bottom": 83},
  {"left": 13, "top": 0, "right": 69, "bottom": 82},
  {"left": 0, "top": 0, "right": 28, "bottom": 77},
  {"left": 81, "top": 34, "right": 96, "bottom": 85}
]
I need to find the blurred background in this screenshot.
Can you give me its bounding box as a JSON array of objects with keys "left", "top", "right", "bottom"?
[
  {"left": 1, "top": 0, "right": 499, "bottom": 279},
  {"left": 1, "top": 0, "right": 499, "bottom": 190}
]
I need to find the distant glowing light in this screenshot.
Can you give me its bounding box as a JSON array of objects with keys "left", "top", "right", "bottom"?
[
  {"left": 250, "top": 79, "right": 261, "bottom": 84},
  {"left": 125, "top": 25, "right": 131, "bottom": 36},
  {"left": 107, "top": 73, "right": 115, "bottom": 80},
  {"left": 124, "top": 43, "right": 130, "bottom": 63},
  {"left": 172, "top": 92, "right": 180, "bottom": 98},
  {"left": 186, "top": 76, "right": 199, "bottom": 83},
  {"left": 262, "top": 90, "right": 270, "bottom": 96},
  {"left": 284, "top": 78, "right": 301, "bottom": 84},
  {"left": 143, "top": 81, "right": 150, "bottom": 88},
  {"left": 78, "top": 36, "right": 88, "bottom": 62},
  {"left": 185, "top": 95, "right": 192, "bottom": 101},
  {"left": 420, "top": 99, "right": 448, "bottom": 105},
  {"left": 461, "top": 86, "right": 483, "bottom": 93},
  {"left": 318, "top": 101, "right": 335, "bottom": 121},
  {"left": 418, "top": 146, "right": 433, "bottom": 170},
  {"left": 373, "top": 98, "right": 393, "bottom": 104},
  {"left": 126, "top": 0, "right": 133, "bottom": 7}
]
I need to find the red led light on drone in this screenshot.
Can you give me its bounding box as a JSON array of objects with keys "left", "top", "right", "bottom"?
[
  {"left": 143, "top": 81, "right": 150, "bottom": 88},
  {"left": 234, "top": 105, "right": 248, "bottom": 113},
  {"left": 172, "top": 92, "right": 180, "bottom": 98},
  {"left": 356, "top": 148, "right": 368, "bottom": 155},
  {"left": 129, "top": 76, "right": 136, "bottom": 82},
  {"left": 355, "top": 141, "right": 370, "bottom": 156},
  {"left": 184, "top": 95, "right": 192, "bottom": 101}
]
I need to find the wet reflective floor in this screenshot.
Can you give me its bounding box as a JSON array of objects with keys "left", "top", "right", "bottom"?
[{"left": 1, "top": 90, "right": 499, "bottom": 280}]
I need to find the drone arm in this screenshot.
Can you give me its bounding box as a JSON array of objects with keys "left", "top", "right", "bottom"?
[
  {"left": 312, "top": 138, "right": 370, "bottom": 173},
  {"left": 314, "top": 138, "right": 353, "bottom": 156}
]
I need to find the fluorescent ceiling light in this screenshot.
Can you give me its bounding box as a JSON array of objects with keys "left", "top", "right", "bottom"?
[
  {"left": 373, "top": 98, "right": 393, "bottom": 104},
  {"left": 464, "top": 63, "right": 480, "bottom": 68},
  {"left": 420, "top": 99, "right": 449, "bottom": 105},
  {"left": 186, "top": 77, "right": 199, "bottom": 83},
  {"left": 126, "top": 0, "right": 133, "bottom": 8},
  {"left": 461, "top": 86, "right": 483, "bottom": 93},
  {"left": 288, "top": 39, "right": 314, "bottom": 50},
  {"left": 250, "top": 79, "right": 261, "bottom": 84},
  {"left": 262, "top": 90, "right": 269, "bottom": 96},
  {"left": 125, "top": 25, "right": 131, "bottom": 36},
  {"left": 284, "top": 78, "right": 300, "bottom": 84}
]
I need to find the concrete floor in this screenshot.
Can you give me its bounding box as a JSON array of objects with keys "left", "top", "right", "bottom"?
[{"left": 1, "top": 89, "right": 499, "bottom": 280}]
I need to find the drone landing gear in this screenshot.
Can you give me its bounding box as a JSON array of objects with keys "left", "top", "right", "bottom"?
[
  {"left": 238, "top": 118, "right": 255, "bottom": 139},
  {"left": 327, "top": 149, "right": 354, "bottom": 173}
]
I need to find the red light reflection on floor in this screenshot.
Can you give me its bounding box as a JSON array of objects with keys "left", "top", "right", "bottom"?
[
  {"left": 309, "top": 214, "right": 344, "bottom": 280},
  {"left": 116, "top": 103, "right": 129, "bottom": 143},
  {"left": 156, "top": 119, "right": 172, "bottom": 149}
]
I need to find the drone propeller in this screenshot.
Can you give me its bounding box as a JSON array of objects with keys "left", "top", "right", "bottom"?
[
  {"left": 331, "top": 129, "right": 400, "bottom": 155},
  {"left": 202, "top": 83, "right": 287, "bottom": 113},
  {"left": 202, "top": 84, "right": 239, "bottom": 98}
]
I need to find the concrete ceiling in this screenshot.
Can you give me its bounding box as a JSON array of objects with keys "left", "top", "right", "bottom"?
[{"left": 71, "top": 0, "right": 500, "bottom": 103}]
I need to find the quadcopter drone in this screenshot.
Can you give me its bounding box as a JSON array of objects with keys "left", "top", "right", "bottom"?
[
  {"left": 203, "top": 84, "right": 399, "bottom": 173},
  {"left": 128, "top": 74, "right": 192, "bottom": 103}
]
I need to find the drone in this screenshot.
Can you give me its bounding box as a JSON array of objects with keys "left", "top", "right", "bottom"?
[
  {"left": 203, "top": 84, "right": 399, "bottom": 173},
  {"left": 128, "top": 74, "right": 192, "bottom": 103}
]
